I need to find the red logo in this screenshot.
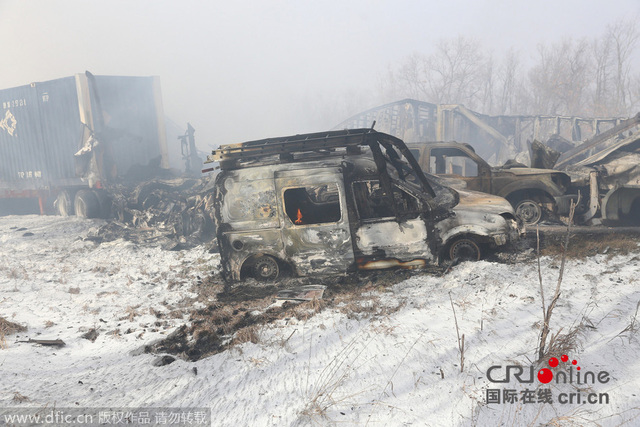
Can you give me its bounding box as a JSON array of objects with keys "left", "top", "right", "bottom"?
[{"left": 537, "top": 354, "right": 580, "bottom": 384}]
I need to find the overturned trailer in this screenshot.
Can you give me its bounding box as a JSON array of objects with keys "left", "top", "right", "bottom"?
[
  {"left": 206, "top": 129, "right": 521, "bottom": 282},
  {"left": 0, "top": 72, "right": 168, "bottom": 216}
]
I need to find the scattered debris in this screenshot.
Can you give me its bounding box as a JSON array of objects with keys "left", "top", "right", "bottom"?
[
  {"left": 17, "top": 338, "right": 66, "bottom": 347},
  {"left": 152, "top": 355, "right": 176, "bottom": 367},
  {"left": 87, "top": 176, "right": 218, "bottom": 249},
  {"left": 0, "top": 317, "right": 27, "bottom": 335},
  {"left": 81, "top": 328, "right": 99, "bottom": 342},
  {"left": 276, "top": 285, "right": 326, "bottom": 301}
]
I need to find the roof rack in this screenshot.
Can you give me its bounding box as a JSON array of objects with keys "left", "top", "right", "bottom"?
[
  {"left": 205, "top": 128, "right": 377, "bottom": 168},
  {"left": 205, "top": 128, "right": 436, "bottom": 198}
]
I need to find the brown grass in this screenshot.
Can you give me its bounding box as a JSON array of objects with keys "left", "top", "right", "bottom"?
[
  {"left": 540, "top": 233, "right": 640, "bottom": 258},
  {"left": 0, "top": 316, "right": 27, "bottom": 348},
  {"left": 232, "top": 325, "right": 261, "bottom": 345}
]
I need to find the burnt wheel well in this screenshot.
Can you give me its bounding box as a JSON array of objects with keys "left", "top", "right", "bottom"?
[
  {"left": 239, "top": 254, "right": 291, "bottom": 281},
  {"left": 505, "top": 189, "right": 554, "bottom": 205},
  {"left": 621, "top": 196, "right": 640, "bottom": 226},
  {"left": 441, "top": 234, "right": 491, "bottom": 261}
]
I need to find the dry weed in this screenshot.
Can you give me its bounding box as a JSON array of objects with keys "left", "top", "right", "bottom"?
[
  {"left": 12, "top": 392, "right": 29, "bottom": 403},
  {"left": 232, "top": 325, "right": 260, "bottom": 345},
  {"left": 0, "top": 316, "right": 27, "bottom": 349},
  {"left": 123, "top": 305, "right": 141, "bottom": 322}
]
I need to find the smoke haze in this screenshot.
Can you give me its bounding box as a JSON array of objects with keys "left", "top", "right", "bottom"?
[{"left": 0, "top": 0, "right": 638, "bottom": 151}]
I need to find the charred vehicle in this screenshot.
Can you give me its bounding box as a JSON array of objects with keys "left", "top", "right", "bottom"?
[
  {"left": 554, "top": 114, "right": 640, "bottom": 225},
  {"left": 206, "top": 129, "right": 521, "bottom": 282},
  {"left": 407, "top": 141, "right": 572, "bottom": 225}
]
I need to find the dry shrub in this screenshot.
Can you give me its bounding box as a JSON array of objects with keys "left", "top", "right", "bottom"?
[
  {"left": 543, "top": 323, "right": 586, "bottom": 361},
  {"left": 91, "top": 265, "right": 108, "bottom": 274},
  {"left": 0, "top": 317, "right": 27, "bottom": 349},
  {"left": 337, "top": 295, "right": 405, "bottom": 320},
  {"left": 12, "top": 392, "right": 29, "bottom": 403},
  {"left": 121, "top": 305, "right": 140, "bottom": 322},
  {"left": 68, "top": 287, "right": 80, "bottom": 294},
  {"left": 292, "top": 298, "right": 326, "bottom": 321},
  {"left": 168, "top": 310, "right": 184, "bottom": 319}
]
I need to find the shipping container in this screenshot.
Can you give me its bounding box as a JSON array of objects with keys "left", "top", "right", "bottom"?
[{"left": 0, "top": 72, "right": 168, "bottom": 216}]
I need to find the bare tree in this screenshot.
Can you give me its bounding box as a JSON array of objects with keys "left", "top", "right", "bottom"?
[
  {"left": 591, "top": 34, "right": 615, "bottom": 116},
  {"left": 496, "top": 48, "right": 522, "bottom": 115},
  {"left": 382, "top": 18, "right": 639, "bottom": 118},
  {"left": 528, "top": 38, "right": 590, "bottom": 115},
  {"left": 607, "top": 19, "right": 640, "bottom": 115},
  {"left": 425, "top": 36, "right": 486, "bottom": 108}
]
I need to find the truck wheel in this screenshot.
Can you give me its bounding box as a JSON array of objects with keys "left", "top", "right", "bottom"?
[
  {"left": 514, "top": 199, "right": 542, "bottom": 225},
  {"left": 449, "top": 238, "right": 481, "bottom": 262},
  {"left": 55, "top": 190, "right": 75, "bottom": 216},
  {"left": 92, "top": 189, "right": 112, "bottom": 218},
  {"left": 74, "top": 190, "right": 100, "bottom": 218},
  {"left": 252, "top": 256, "right": 280, "bottom": 281}
]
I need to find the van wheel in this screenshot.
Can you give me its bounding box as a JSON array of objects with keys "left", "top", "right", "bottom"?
[
  {"left": 449, "top": 238, "right": 481, "bottom": 261},
  {"left": 514, "top": 199, "right": 543, "bottom": 225},
  {"left": 74, "top": 190, "right": 100, "bottom": 218},
  {"left": 55, "top": 190, "right": 75, "bottom": 216},
  {"left": 253, "top": 256, "right": 280, "bottom": 281}
]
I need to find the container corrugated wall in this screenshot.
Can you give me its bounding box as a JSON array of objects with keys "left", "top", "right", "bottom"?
[{"left": 0, "top": 77, "right": 82, "bottom": 191}]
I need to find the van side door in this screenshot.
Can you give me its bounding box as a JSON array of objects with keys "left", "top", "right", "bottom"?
[
  {"left": 349, "top": 179, "right": 435, "bottom": 269},
  {"left": 275, "top": 167, "right": 355, "bottom": 276}
]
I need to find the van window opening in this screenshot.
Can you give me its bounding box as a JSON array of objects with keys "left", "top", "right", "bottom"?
[
  {"left": 283, "top": 184, "right": 341, "bottom": 225},
  {"left": 352, "top": 180, "right": 421, "bottom": 220}
]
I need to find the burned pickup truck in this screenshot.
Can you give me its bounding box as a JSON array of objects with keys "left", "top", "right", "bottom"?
[
  {"left": 205, "top": 129, "right": 521, "bottom": 282},
  {"left": 407, "top": 141, "right": 571, "bottom": 225}
]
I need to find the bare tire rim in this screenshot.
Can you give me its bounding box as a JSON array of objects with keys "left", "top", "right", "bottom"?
[
  {"left": 515, "top": 200, "right": 542, "bottom": 225},
  {"left": 253, "top": 256, "right": 279, "bottom": 281},
  {"left": 449, "top": 239, "right": 481, "bottom": 261}
]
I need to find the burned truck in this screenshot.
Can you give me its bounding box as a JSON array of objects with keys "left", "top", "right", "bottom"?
[
  {"left": 0, "top": 72, "right": 168, "bottom": 217},
  {"left": 206, "top": 129, "right": 521, "bottom": 282},
  {"left": 407, "top": 141, "right": 572, "bottom": 225}
]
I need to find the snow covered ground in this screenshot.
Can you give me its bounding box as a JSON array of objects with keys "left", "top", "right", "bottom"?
[{"left": 1, "top": 215, "right": 640, "bottom": 426}]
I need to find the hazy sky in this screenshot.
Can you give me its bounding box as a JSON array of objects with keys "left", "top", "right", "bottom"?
[{"left": 1, "top": 0, "right": 639, "bottom": 152}]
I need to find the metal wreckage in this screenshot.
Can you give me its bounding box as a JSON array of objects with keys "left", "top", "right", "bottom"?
[
  {"left": 205, "top": 128, "right": 522, "bottom": 283},
  {"left": 335, "top": 100, "right": 640, "bottom": 227}
]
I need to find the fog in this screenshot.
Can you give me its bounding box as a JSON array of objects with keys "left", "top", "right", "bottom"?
[{"left": 0, "top": 0, "right": 638, "bottom": 152}]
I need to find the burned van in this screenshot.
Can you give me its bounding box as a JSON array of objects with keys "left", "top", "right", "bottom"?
[{"left": 206, "top": 129, "right": 520, "bottom": 282}]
